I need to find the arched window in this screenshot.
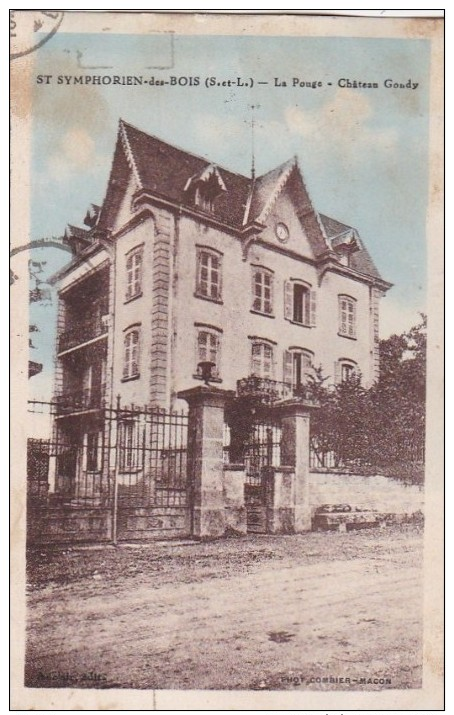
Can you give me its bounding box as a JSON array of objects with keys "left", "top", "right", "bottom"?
[
  {"left": 125, "top": 246, "right": 143, "bottom": 302},
  {"left": 123, "top": 327, "right": 140, "bottom": 380},
  {"left": 251, "top": 340, "right": 275, "bottom": 379},
  {"left": 338, "top": 295, "right": 357, "bottom": 338}
]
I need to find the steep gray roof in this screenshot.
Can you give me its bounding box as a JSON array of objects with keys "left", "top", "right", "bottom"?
[
  {"left": 95, "top": 120, "right": 386, "bottom": 284},
  {"left": 319, "top": 213, "right": 383, "bottom": 281}
]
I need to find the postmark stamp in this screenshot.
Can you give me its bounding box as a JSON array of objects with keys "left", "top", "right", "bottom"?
[{"left": 10, "top": 10, "right": 64, "bottom": 60}]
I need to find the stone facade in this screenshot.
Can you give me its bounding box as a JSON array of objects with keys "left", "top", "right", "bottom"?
[{"left": 53, "top": 119, "right": 391, "bottom": 418}]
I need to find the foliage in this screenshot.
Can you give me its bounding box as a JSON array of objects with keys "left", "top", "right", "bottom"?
[
  {"left": 224, "top": 393, "right": 264, "bottom": 463},
  {"left": 310, "top": 316, "right": 426, "bottom": 481}
]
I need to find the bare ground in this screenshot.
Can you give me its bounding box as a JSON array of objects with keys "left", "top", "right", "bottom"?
[{"left": 25, "top": 524, "right": 423, "bottom": 691}]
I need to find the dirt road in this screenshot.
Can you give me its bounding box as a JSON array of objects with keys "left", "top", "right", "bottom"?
[{"left": 25, "top": 525, "right": 423, "bottom": 691}]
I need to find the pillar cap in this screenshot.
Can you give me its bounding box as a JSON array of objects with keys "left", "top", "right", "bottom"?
[
  {"left": 272, "top": 397, "right": 319, "bottom": 416},
  {"left": 178, "top": 385, "right": 235, "bottom": 408}
]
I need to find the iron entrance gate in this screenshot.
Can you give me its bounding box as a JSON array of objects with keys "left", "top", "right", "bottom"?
[
  {"left": 27, "top": 401, "right": 190, "bottom": 544},
  {"left": 115, "top": 406, "right": 190, "bottom": 540},
  {"left": 243, "top": 421, "right": 281, "bottom": 533}
]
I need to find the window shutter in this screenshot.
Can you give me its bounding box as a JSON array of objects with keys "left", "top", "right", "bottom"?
[
  {"left": 334, "top": 361, "right": 341, "bottom": 385},
  {"left": 218, "top": 255, "right": 223, "bottom": 301},
  {"left": 310, "top": 290, "right": 317, "bottom": 327},
  {"left": 283, "top": 350, "right": 293, "bottom": 386},
  {"left": 284, "top": 280, "right": 293, "bottom": 320},
  {"left": 251, "top": 269, "right": 256, "bottom": 310}
]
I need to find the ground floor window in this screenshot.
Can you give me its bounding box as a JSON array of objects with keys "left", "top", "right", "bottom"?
[{"left": 86, "top": 431, "right": 102, "bottom": 472}]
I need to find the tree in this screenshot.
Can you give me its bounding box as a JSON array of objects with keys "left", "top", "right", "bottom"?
[
  {"left": 369, "top": 315, "right": 426, "bottom": 472},
  {"left": 309, "top": 316, "right": 426, "bottom": 481}
]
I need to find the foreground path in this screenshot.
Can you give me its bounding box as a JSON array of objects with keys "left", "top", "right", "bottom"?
[{"left": 25, "top": 527, "right": 423, "bottom": 690}]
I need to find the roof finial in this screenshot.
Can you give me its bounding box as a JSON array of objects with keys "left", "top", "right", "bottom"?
[{"left": 249, "top": 103, "right": 260, "bottom": 181}]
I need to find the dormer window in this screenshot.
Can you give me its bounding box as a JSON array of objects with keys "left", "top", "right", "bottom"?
[
  {"left": 184, "top": 164, "right": 227, "bottom": 213},
  {"left": 330, "top": 228, "right": 361, "bottom": 266}
]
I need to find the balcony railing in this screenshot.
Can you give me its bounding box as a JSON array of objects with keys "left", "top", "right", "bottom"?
[
  {"left": 58, "top": 315, "right": 109, "bottom": 353},
  {"left": 236, "top": 376, "right": 317, "bottom": 404},
  {"left": 55, "top": 384, "right": 106, "bottom": 414}
]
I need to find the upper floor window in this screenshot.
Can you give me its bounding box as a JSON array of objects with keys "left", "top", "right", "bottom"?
[
  {"left": 123, "top": 326, "right": 140, "bottom": 380},
  {"left": 335, "top": 359, "right": 359, "bottom": 384},
  {"left": 283, "top": 348, "right": 313, "bottom": 389},
  {"left": 251, "top": 340, "right": 275, "bottom": 379},
  {"left": 251, "top": 266, "right": 274, "bottom": 316},
  {"left": 125, "top": 247, "right": 143, "bottom": 302},
  {"left": 196, "top": 247, "right": 222, "bottom": 302},
  {"left": 195, "top": 324, "right": 222, "bottom": 380},
  {"left": 338, "top": 295, "right": 357, "bottom": 339},
  {"left": 284, "top": 280, "right": 316, "bottom": 327}
]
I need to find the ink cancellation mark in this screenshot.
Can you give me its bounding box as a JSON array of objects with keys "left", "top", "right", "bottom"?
[{"left": 10, "top": 11, "right": 64, "bottom": 60}]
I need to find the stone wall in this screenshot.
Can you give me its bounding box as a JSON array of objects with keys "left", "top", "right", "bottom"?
[
  {"left": 27, "top": 507, "right": 112, "bottom": 544},
  {"left": 116, "top": 506, "right": 190, "bottom": 540},
  {"left": 309, "top": 472, "right": 424, "bottom": 515}
]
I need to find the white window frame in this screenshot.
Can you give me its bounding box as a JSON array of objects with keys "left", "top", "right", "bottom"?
[
  {"left": 251, "top": 340, "right": 275, "bottom": 379},
  {"left": 125, "top": 246, "right": 143, "bottom": 302},
  {"left": 338, "top": 295, "right": 357, "bottom": 339},
  {"left": 251, "top": 266, "right": 274, "bottom": 316},
  {"left": 123, "top": 326, "right": 141, "bottom": 380},
  {"left": 195, "top": 247, "right": 223, "bottom": 302},
  {"left": 195, "top": 325, "right": 222, "bottom": 379},
  {"left": 118, "top": 420, "right": 142, "bottom": 473}
]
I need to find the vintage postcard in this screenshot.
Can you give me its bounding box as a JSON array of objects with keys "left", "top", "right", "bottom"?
[{"left": 10, "top": 11, "right": 444, "bottom": 711}]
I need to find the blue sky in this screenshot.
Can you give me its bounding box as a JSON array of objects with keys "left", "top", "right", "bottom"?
[{"left": 28, "top": 31, "right": 431, "bottom": 400}]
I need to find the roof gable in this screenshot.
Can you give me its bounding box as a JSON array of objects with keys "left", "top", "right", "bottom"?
[
  {"left": 92, "top": 119, "right": 386, "bottom": 285},
  {"left": 119, "top": 121, "right": 250, "bottom": 227},
  {"left": 319, "top": 214, "right": 383, "bottom": 280}
]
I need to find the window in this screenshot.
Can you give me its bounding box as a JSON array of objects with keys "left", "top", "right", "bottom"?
[
  {"left": 251, "top": 341, "right": 274, "bottom": 379},
  {"left": 251, "top": 267, "right": 273, "bottom": 316},
  {"left": 86, "top": 432, "right": 101, "bottom": 472},
  {"left": 195, "top": 189, "right": 214, "bottom": 213},
  {"left": 196, "top": 248, "right": 222, "bottom": 302},
  {"left": 195, "top": 326, "right": 221, "bottom": 379},
  {"left": 125, "top": 247, "right": 143, "bottom": 301},
  {"left": 335, "top": 359, "right": 359, "bottom": 384},
  {"left": 338, "top": 295, "right": 357, "bottom": 338},
  {"left": 284, "top": 280, "right": 316, "bottom": 326},
  {"left": 283, "top": 349, "right": 313, "bottom": 388},
  {"left": 123, "top": 327, "right": 140, "bottom": 380},
  {"left": 119, "top": 421, "right": 141, "bottom": 472}
]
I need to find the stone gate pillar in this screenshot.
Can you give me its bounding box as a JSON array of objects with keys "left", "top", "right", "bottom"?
[
  {"left": 178, "top": 386, "right": 234, "bottom": 539},
  {"left": 274, "top": 399, "right": 318, "bottom": 532}
]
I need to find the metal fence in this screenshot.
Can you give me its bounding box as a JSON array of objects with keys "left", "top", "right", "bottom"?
[
  {"left": 27, "top": 400, "right": 189, "bottom": 543},
  {"left": 116, "top": 404, "right": 188, "bottom": 508},
  {"left": 223, "top": 419, "right": 282, "bottom": 485}
]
